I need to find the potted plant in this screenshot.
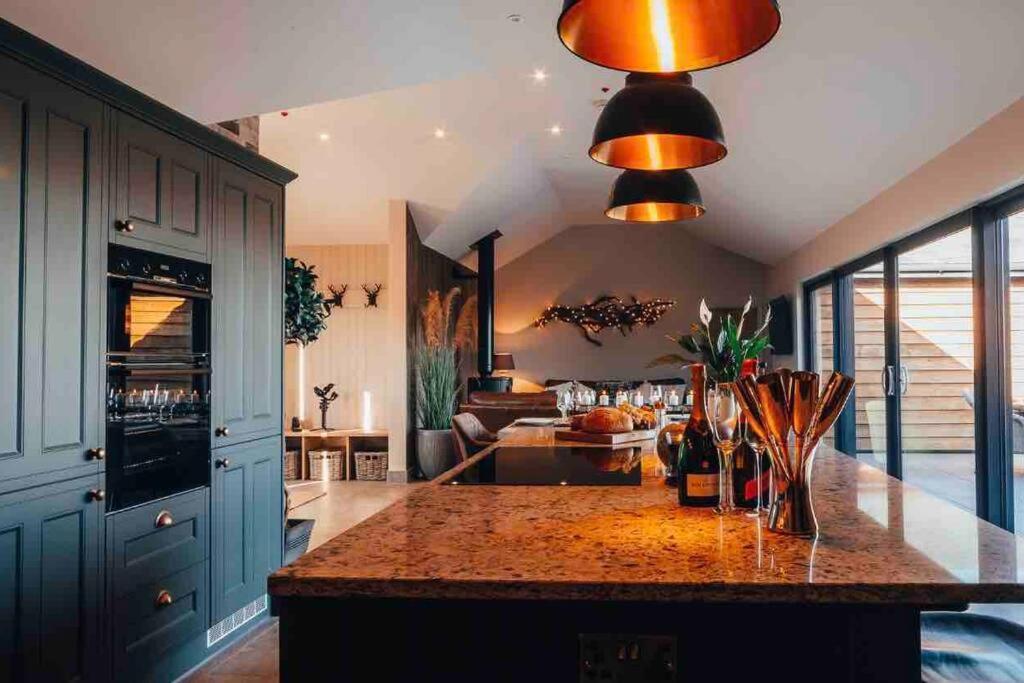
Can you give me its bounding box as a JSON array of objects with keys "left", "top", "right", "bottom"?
[
  {"left": 415, "top": 287, "right": 475, "bottom": 479},
  {"left": 649, "top": 296, "right": 771, "bottom": 382},
  {"left": 284, "top": 258, "right": 331, "bottom": 347},
  {"left": 284, "top": 258, "right": 332, "bottom": 430}
]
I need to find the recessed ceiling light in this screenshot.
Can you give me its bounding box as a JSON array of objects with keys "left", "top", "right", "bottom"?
[
  {"left": 532, "top": 68, "right": 548, "bottom": 83},
  {"left": 433, "top": 128, "right": 447, "bottom": 139},
  {"left": 318, "top": 132, "right": 330, "bottom": 141},
  {"left": 548, "top": 124, "right": 563, "bottom": 136},
  {"left": 507, "top": 13, "right": 522, "bottom": 23}
]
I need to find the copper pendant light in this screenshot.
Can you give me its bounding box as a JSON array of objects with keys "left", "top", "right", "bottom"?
[
  {"left": 558, "top": 0, "right": 781, "bottom": 74},
  {"left": 591, "top": 72, "right": 725, "bottom": 171},
  {"left": 606, "top": 169, "right": 704, "bottom": 222}
]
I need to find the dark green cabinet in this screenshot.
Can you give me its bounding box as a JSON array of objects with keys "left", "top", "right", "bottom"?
[
  {"left": 211, "top": 159, "right": 283, "bottom": 447},
  {"left": 0, "top": 54, "right": 105, "bottom": 494},
  {"left": 111, "top": 112, "right": 211, "bottom": 261},
  {"left": 210, "top": 436, "right": 283, "bottom": 623},
  {"left": 0, "top": 475, "right": 104, "bottom": 682}
]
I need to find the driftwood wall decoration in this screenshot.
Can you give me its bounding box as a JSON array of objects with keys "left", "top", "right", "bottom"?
[
  {"left": 533, "top": 295, "right": 676, "bottom": 347},
  {"left": 362, "top": 283, "right": 383, "bottom": 308}
]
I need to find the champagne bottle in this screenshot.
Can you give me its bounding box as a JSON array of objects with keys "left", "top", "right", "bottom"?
[
  {"left": 734, "top": 359, "right": 770, "bottom": 509},
  {"left": 677, "top": 364, "right": 719, "bottom": 507}
]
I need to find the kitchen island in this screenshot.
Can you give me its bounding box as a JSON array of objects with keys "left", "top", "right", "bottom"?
[{"left": 269, "top": 427, "right": 1024, "bottom": 681}]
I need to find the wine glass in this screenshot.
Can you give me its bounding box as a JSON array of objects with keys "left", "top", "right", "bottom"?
[
  {"left": 741, "top": 411, "right": 769, "bottom": 518},
  {"left": 557, "top": 391, "right": 570, "bottom": 419},
  {"left": 706, "top": 382, "right": 742, "bottom": 515}
]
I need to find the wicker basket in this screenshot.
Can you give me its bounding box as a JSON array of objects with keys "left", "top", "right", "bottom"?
[
  {"left": 283, "top": 450, "right": 300, "bottom": 480},
  {"left": 354, "top": 451, "right": 388, "bottom": 481},
  {"left": 309, "top": 450, "right": 344, "bottom": 481}
]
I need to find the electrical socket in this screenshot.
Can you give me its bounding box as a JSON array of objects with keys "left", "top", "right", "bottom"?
[{"left": 579, "top": 634, "right": 677, "bottom": 682}]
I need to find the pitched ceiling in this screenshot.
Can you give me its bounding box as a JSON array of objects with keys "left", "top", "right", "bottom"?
[{"left": 7, "top": 0, "right": 1024, "bottom": 265}]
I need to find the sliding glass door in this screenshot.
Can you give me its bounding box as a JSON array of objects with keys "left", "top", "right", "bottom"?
[
  {"left": 1006, "top": 207, "right": 1024, "bottom": 531},
  {"left": 803, "top": 188, "right": 1024, "bottom": 532},
  {"left": 805, "top": 220, "right": 979, "bottom": 511},
  {"left": 896, "top": 226, "right": 976, "bottom": 513},
  {"left": 851, "top": 261, "right": 889, "bottom": 472}
]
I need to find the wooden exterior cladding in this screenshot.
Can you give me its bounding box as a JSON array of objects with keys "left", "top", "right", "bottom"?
[{"left": 817, "top": 275, "right": 990, "bottom": 454}]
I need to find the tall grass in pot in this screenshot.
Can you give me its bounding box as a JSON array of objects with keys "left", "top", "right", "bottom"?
[{"left": 415, "top": 287, "right": 476, "bottom": 479}]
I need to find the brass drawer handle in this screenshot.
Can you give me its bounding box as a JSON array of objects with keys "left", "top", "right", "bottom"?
[
  {"left": 87, "top": 489, "right": 105, "bottom": 503},
  {"left": 215, "top": 426, "right": 230, "bottom": 437},
  {"left": 155, "top": 590, "right": 173, "bottom": 608},
  {"left": 115, "top": 219, "right": 135, "bottom": 233},
  {"left": 215, "top": 458, "right": 231, "bottom": 469},
  {"left": 155, "top": 510, "right": 174, "bottom": 528},
  {"left": 86, "top": 447, "right": 105, "bottom": 461}
]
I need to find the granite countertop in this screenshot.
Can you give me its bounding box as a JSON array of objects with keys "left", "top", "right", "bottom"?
[{"left": 269, "top": 427, "right": 1024, "bottom": 605}]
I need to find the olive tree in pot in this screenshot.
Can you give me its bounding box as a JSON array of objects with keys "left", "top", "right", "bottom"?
[{"left": 415, "top": 287, "right": 476, "bottom": 479}]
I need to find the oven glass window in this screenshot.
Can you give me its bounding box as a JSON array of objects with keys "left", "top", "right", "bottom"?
[
  {"left": 127, "top": 293, "right": 194, "bottom": 352},
  {"left": 106, "top": 369, "right": 211, "bottom": 511}
]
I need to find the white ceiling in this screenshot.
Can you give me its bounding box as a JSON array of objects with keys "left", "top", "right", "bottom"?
[{"left": 6, "top": 1, "right": 1024, "bottom": 265}]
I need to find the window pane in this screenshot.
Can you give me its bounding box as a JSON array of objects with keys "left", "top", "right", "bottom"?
[
  {"left": 1009, "top": 210, "right": 1024, "bottom": 531},
  {"left": 810, "top": 284, "right": 834, "bottom": 375},
  {"left": 852, "top": 263, "right": 887, "bottom": 470},
  {"left": 898, "top": 227, "right": 975, "bottom": 514}
]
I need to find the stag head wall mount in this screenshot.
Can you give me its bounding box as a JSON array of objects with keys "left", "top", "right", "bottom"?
[
  {"left": 326, "top": 284, "right": 348, "bottom": 310},
  {"left": 362, "top": 283, "right": 383, "bottom": 308}
]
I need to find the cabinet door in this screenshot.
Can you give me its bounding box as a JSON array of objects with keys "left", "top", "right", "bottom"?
[
  {"left": 0, "top": 55, "right": 105, "bottom": 492},
  {"left": 211, "top": 159, "right": 283, "bottom": 447},
  {"left": 0, "top": 475, "right": 104, "bottom": 682},
  {"left": 210, "top": 436, "right": 282, "bottom": 624},
  {"left": 112, "top": 112, "right": 210, "bottom": 260}
]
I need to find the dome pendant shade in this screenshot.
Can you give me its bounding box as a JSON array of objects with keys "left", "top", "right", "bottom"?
[
  {"left": 606, "top": 169, "right": 705, "bottom": 222},
  {"left": 558, "top": 0, "right": 781, "bottom": 74},
  {"left": 590, "top": 72, "right": 726, "bottom": 171}
]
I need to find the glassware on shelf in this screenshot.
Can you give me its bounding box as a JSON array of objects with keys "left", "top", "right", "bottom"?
[{"left": 705, "top": 382, "right": 743, "bottom": 515}]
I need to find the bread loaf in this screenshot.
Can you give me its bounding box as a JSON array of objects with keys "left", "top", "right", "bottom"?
[{"left": 580, "top": 407, "right": 634, "bottom": 434}]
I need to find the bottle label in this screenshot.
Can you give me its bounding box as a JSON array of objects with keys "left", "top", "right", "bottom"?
[
  {"left": 686, "top": 473, "right": 719, "bottom": 498},
  {"left": 743, "top": 470, "right": 771, "bottom": 502}
]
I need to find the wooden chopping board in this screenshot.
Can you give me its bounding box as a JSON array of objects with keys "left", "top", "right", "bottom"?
[{"left": 556, "top": 428, "right": 658, "bottom": 444}]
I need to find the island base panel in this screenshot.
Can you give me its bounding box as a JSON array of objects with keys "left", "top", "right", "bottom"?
[{"left": 274, "top": 597, "right": 922, "bottom": 682}]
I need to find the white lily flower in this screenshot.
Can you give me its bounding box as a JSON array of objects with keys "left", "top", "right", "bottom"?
[{"left": 699, "top": 299, "right": 712, "bottom": 328}]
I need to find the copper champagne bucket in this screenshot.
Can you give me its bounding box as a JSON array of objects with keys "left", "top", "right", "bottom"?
[{"left": 736, "top": 371, "right": 854, "bottom": 537}]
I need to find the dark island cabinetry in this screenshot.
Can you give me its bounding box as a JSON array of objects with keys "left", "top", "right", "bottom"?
[{"left": 0, "top": 17, "right": 294, "bottom": 682}]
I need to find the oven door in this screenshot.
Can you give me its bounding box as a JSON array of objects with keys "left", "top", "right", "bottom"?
[
  {"left": 106, "top": 364, "right": 211, "bottom": 512},
  {"left": 107, "top": 277, "right": 210, "bottom": 362}
]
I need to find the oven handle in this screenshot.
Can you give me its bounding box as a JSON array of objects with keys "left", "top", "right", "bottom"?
[
  {"left": 107, "top": 366, "right": 211, "bottom": 377},
  {"left": 108, "top": 274, "right": 211, "bottom": 300}
]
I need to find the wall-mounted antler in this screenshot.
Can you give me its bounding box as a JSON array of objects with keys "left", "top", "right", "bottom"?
[
  {"left": 327, "top": 284, "right": 348, "bottom": 310},
  {"left": 362, "top": 283, "right": 384, "bottom": 308}
]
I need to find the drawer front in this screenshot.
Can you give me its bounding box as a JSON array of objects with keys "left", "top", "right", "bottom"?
[
  {"left": 108, "top": 488, "right": 208, "bottom": 596},
  {"left": 112, "top": 561, "right": 208, "bottom": 679}
]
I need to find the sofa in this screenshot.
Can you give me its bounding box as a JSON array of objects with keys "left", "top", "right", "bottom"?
[{"left": 458, "top": 391, "right": 561, "bottom": 432}]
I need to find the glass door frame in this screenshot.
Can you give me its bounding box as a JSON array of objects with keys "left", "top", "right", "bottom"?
[{"left": 802, "top": 207, "right": 1019, "bottom": 529}]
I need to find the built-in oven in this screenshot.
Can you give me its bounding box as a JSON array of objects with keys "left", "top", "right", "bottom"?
[{"left": 106, "top": 244, "right": 212, "bottom": 512}]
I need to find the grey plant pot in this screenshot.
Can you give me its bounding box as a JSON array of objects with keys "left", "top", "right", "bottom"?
[{"left": 417, "top": 429, "right": 455, "bottom": 480}]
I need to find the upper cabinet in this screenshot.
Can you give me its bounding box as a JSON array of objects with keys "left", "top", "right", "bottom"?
[
  {"left": 211, "top": 159, "right": 283, "bottom": 447},
  {"left": 0, "top": 54, "right": 105, "bottom": 493},
  {"left": 112, "top": 112, "right": 211, "bottom": 261}
]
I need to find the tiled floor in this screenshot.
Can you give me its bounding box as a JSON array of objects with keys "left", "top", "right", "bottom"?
[{"left": 183, "top": 479, "right": 416, "bottom": 682}]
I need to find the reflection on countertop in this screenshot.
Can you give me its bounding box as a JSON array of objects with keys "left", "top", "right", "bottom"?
[{"left": 270, "top": 427, "right": 1024, "bottom": 605}]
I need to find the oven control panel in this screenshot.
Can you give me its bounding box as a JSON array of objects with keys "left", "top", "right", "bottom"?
[{"left": 109, "top": 243, "right": 211, "bottom": 291}]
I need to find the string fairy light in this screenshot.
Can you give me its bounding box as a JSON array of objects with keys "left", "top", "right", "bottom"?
[{"left": 532, "top": 295, "right": 675, "bottom": 346}]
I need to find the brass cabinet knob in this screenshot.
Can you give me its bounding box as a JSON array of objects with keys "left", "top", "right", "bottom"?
[
  {"left": 155, "top": 590, "right": 173, "bottom": 608},
  {"left": 86, "top": 447, "right": 105, "bottom": 461},
  {"left": 87, "top": 489, "right": 105, "bottom": 502},
  {"left": 115, "top": 219, "right": 135, "bottom": 233},
  {"left": 215, "top": 458, "right": 231, "bottom": 469},
  {"left": 215, "top": 426, "right": 230, "bottom": 437},
  {"left": 155, "top": 510, "right": 174, "bottom": 528}
]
